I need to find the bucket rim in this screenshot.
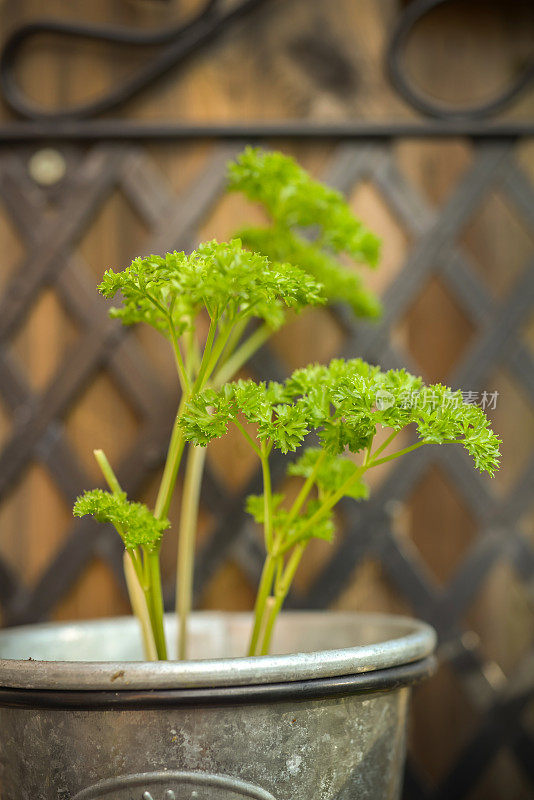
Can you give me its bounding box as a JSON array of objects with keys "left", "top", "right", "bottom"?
[
  {"left": 0, "top": 610, "right": 436, "bottom": 691},
  {"left": 0, "top": 655, "right": 436, "bottom": 709}
]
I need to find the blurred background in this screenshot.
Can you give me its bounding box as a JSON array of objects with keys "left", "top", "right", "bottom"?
[{"left": 0, "top": 0, "right": 533, "bottom": 797}]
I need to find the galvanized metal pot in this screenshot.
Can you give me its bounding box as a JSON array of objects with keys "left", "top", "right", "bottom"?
[{"left": 0, "top": 611, "right": 435, "bottom": 800}]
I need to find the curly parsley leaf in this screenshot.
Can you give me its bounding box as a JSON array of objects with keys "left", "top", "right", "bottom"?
[
  {"left": 227, "top": 148, "right": 381, "bottom": 321},
  {"left": 180, "top": 379, "right": 311, "bottom": 454},
  {"left": 245, "top": 493, "right": 284, "bottom": 524},
  {"left": 73, "top": 489, "right": 169, "bottom": 550},
  {"left": 180, "top": 357, "right": 501, "bottom": 475},
  {"left": 99, "top": 238, "right": 325, "bottom": 336},
  {"left": 288, "top": 447, "right": 369, "bottom": 500},
  {"left": 238, "top": 226, "right": 382, "bottom": 319},
  {"left": 246, "top": 494, "right": 335, "bottom": 547},
  {"left": 228, "top": 148, "right": 380, "bottom": 265}
]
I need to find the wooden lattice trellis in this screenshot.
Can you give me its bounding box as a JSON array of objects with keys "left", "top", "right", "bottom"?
[{"left": 0, "top": 135, "right": 533, "bottom": 799}]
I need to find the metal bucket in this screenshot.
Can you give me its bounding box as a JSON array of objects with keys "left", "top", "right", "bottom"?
[{"left": 0, "top": 611, "right": 435, "bottom": 800}]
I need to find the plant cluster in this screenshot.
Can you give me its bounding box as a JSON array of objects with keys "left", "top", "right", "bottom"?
[
  {"left": 180, "top": 360, "right": 500, "bottom": 656},
  {"left": 228, "top": 147, "right": 382, "bottom": 318},
  {"left": 73, "top": 148, "right": 500, "bottom": 662}
]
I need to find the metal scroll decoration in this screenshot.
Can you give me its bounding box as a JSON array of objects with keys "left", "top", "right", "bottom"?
[
  {"left": 387, "top": 0, "right": 534, "bottom": 120},
  {"left": 0, "top": 0, "right": 269, "bottom": 121},
  {"left": 0, "top": 0, "right": 532, "bottom": 122}
]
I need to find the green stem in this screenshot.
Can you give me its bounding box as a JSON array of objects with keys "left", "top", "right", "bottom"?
[
  {"left": 191, "top": 316, "right": 218, "bottom": 393},
  {"left": 247, "top": 554, "right": 277, "bottom": 657},
  {"left": 251, "top": 438, "right": 440, "bottom": 657},
  {"left": 124, "top": 551, "right": 157, "bottom": 661},
  {"left": 176, "top": 445, "right": 206, "bottom": 660},
  {"left": 185, "top": 328, "right": 200, "bottom": 380},
  {"left": 167, "top": 317, "right": 274, "bottom": 660},
  {"left": 260, "top": 442, "right": 274, "bottom": 551},
  {"left": 201, "top": 318, "right": 238, "bottom": 386},
  {"left": 284, "top": 450, "right": 327, "bottom": 528},
  {"left": 93, "top": 449, "right": 158, "bottom": 661},
  {"left": 154, "top": 398, "right": 187, "bottom": 521},
  {"left": 363, "top": 433, "right": 375, "bottom": 466},
  {"left": 368, "top": 441, "right": 425, "bottom": 468},
  {"left": 216, "top": 315, "right": 249, "bottom": 373},
  {"left": 369, "top": 429, "right": 398, "bottom": 461},
  {"left": 93, "top": 449, "right": 122, "bottom": 496},
  {"left": 234, "top": 419, "right": 262, "bottom": 458},
  {"left": 127, "top": 546, "right": 145, "bottom": 588},
  {"left": 293, "top": 463, "right": 370, "bottom": 543},
  {"left": 214, "top": 324, "right": 271, "bottom": 387},
  {"left": 145, "top": 547, "right": 167, "bottom": 660},
  {"left": 169, "top": 324, "right": 191, "bottom": 394},
  {"left": 259, "top": 542, "right": 307, "bottom": 656}
]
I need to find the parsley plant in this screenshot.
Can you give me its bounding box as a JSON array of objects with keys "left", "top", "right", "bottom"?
[
  {"left": 180, "top": 360, "right": 500, "bottom": 655},
  {"left": 72, "top": 147, "right": 499, "bottom": 662},
  {"left": 228, "top": 147, "right": 381, "bottom": 318}
]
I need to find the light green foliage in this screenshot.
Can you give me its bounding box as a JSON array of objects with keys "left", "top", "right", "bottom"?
[
  {"left": 185, "top": 357, "right": 500, "bottom": 658},
  {"left": 238, "top": 227, "right": 381, "bottom": 319},
  {"left": 180, "top": 379, "right": 310, "bottom": 453},
  {"left": 180, "top": 358, "right": 501, "bottom": 475},
  {"left": 73, "top": 489, "right": 169, "bottom": 550},
  {"left": 288, "top": 448, "right": 369, "bottom": 500},
  {"left": 246, "top": 493, "right": 335, "bottom": 548},
  {"left": 75, "top": 146, "right": 501, "bottom": 661},
  {"left": 227, "top": 147, "right": 381, "bottom": 317},
  {"left": 99, "top": 238, "right": 325, "bottom": 335}
]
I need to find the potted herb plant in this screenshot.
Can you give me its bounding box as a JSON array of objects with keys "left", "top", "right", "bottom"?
[{"left": 0, "top": 150, "right": 500, "bottom": 800}]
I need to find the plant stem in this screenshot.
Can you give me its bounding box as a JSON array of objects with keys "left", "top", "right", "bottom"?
[
  {"left": 202, "top": 318, "right": 238, "bottom": 384},
  {"left": 214, "top": 324, "right": 271, "bottom": 387},
  {"left": 249, "top": 436, "right": 437, "bottom": 657},
  {"left": 368, "top": 441, "right": 425, "bottom": 468},
  {"left": 93, "top": 449, "right": 159, "bottom": 661},
  {"left": 260, "top": 442, "right": 274, "bottom": 551},
  {"left": 369, "top": 429, "right": 398, "bottom": 461},
  {"left": 169, "top": 325, "right": 191, "bottom": 394},
  {"left": 185, "top": 328, "right": 200, "bottom": 380},
  {"left": 145, "top": 547, "right": 167, "bottom": 660},
  {"left": 191, "top": 316, "right": 218, "bottom": 393},
  {"left": 259, "top": 542, "right": 306, "bottom": 656},
  {"left": 285, "top": 450, "right": 327, "bottom": 528},
  {"left": 154, "top": 398, "right": 187, "bottom": 521},
  {"left": 234, "top": 419, "right": 262, "bottom": 458},
  {"left": 216, "top": 315, "right": 249, "bottom": 373},
  {"left": 292, "top": 463, "right": 370, "bottom": 543},
  {"left": 168, "top": 316, "right": 274, "bottom": 661},
  {"left": 124, "top": 551, "right": 157, "bottom": 661},
  {"left": 94, "top": 449, "right": 123, "bottom": 496},
  {"left": 247, "top": 553, "right": 277, "bottom": 657},
  {"left": 176, "top": 445, "right": 206, "bottom": 660}
]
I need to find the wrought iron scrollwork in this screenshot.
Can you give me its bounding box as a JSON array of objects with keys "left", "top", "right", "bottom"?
[
  {"left": 386, "top": 0, "right": 534, "bottom": 120},
  {"left": 0, "top": 0, "right": 532, "bottom": 125},
  {"left": 0, "top": 0, "right": 268, "bottom": 121}
]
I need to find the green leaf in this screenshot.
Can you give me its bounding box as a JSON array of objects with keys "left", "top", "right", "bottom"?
[
  {"left": 99, "top": 239, "right": 325, "bottom": 336},
  {"left": 288, "top": 448, "right": 369, "bottom": 500},
  {"left": 245, "top": 493, "right": 284, "bottom": 524},
  {"left": 180, "top": 357, "right": 501, "bottom": 475},
  {"left": 73, "top": 489, "right": 169, "bottom": 549},
  {"left": 180, "top": 379, "right": 310, "bottom": 453},
  {"left": 238, "top": 227, "right": 382, "bottom": 319},
  {"left": 228, "top": 148, "right": 381, "bottom": 266},
  {"left": 246, "top": 493, "right": 334, "bottom": 547}
]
